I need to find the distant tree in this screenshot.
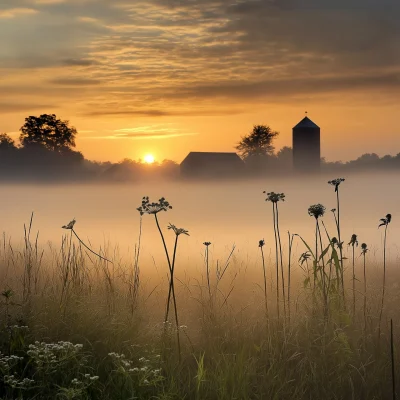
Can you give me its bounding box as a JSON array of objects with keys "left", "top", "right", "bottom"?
[
  {"left": 235, "top": 125, "right": 279, "bottom": 159},
  {"left": 276, "top": 146, "right": 293, "bottom": 166},
  {"left": 19, "top": 114, "right": 77, "bottom": 152},
  {"left": 0, "top": 133, "right": 17, "bottom": 150}
]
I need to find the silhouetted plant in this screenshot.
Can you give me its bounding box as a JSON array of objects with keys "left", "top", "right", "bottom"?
[
  {"left": 308, "top": 204, "right": 328, "bottom": 314},
  {"left": 328, "top": 178, "right": 346, "bottom": 304},
  {"left": 264, "top": 191, "right": 286, "bottom": 320},
  {"left": 203, "top": 242, "right": 212, "bottom": 303},
  {"left": 348, "top": 234, "right": 358, "bottom": 316},
  {"left": 258, "top": 239, "right": 268, "bottom": 318},
  {"left": 391, "top": 319, "right": 396, "bottom": 400},
  {"left": 378, "top": 213, "right": 392, "bottom": 339},
  {"left": 361, "top": 243, "right": 368, "bottom": 332},
  {"left": 287, "top": 232, "right": 295, "bottom": 324}
]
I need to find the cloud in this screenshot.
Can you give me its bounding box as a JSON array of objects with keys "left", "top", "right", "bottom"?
[
  {"left": 0, "top": 8, "right": 38, "bottom": 18},
  {"left": 0, "top": 102, "right": 58, "bottom": 114},
  {"left": 83, "top": 124, "right": 198, "bottom": 140},
  {"left": 48, "top": 77, "right": 102, "bottom": 85}
]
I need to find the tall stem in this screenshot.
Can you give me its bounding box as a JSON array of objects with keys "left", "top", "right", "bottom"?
[
  {"left": 363, "top": 253, "right": 367, "bottom": 333},
  {"left": 288, "top": 232, "right": 293, "bottom": 324},
  {"left": 336, "top": 190, "right": 346, "bottom": 305},
  {"left": 260, "top": 245, "right": 268, "bottom": 318},
  {"left": 206, "top": 246, "right": 212, "bottom": 302},
  {"left": 378, "top": 225, "right": 388, "bottom": 339},
  {"left": 272, "top": 204, "right": 280, "bottom": 320},
  {"left": 391, "top": 319, "right": 396, "bottom": 400},
  {"left": 317, "top": 220, "right": 328, "bottom": 316},
  {"left": 352, "top": 245, "right": 356, "bottom": 317},
  {"left": 275, "top": 203, "right": 286, "bottom": 320}
]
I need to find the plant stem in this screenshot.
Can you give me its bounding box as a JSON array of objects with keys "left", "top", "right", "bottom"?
[
  {"left": 260, "top": 245, "right": 268, "bottom": 318},
  {"left": 206, "top": 246, "right": 212, "bottom": 303},
  {"left": 275, "top": 203, "right": 286, "bottom": 320},
  {"left": 352, "top": 244, "right": 356, "bottom": 317},
  {"left": 378, "top": 224, "right": 388, "bottom": 340},
  {"left": 363, "top": 252, "right": 367, "bottom": 333},
  {"left": 391, "top": 319, "right": 396, "bottom": 400},
  {"left": 272, "top": 203, "right": 280, "bottom": 321}
]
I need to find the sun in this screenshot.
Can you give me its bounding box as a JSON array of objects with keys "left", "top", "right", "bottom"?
[{"left": 144, "top": 154, "right": 155, "bottom": 164}]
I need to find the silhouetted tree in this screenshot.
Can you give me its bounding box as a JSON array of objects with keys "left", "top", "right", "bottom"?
[
  {"left": 19, "top": 114, "right": 77, "bottom": 152},
  {"left": 236, "top": 125, "right": 279, "bottom": 159},
  {"left": 276, "top": 146, "right": 293, "bottom": 169},
  {"left": 0, "top": 133, "right": 17, "bottom": 151}
]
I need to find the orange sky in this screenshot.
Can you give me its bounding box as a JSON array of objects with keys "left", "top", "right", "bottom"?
[{"left": 1, "top": 0, "right": 399, "bottom": 163}]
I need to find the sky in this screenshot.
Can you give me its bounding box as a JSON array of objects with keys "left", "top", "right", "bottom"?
[{"left": 1, "top": 0, "right": 399, "bottom": 163}]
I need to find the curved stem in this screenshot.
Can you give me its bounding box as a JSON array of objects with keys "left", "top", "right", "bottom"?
[{"left": 71, "top": 229, "right": 112, "bottom": 263}]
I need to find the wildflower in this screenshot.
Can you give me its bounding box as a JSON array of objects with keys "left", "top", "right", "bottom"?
[
  {"left": 331, "top": 237, "right": 343, "bottom": 250},
  {"left": 264, "top": 191, "right": 285, "bottom": 203},
  {"left": 299, "top": 251, "right": 311, "bottom": 265},
  {"left": 136, "top": 196, "right": 172, "bottom": 216},
  {"left": 328, "top": 178, "right": 345, "bottom": 192},
  {"left": 203, "top": 241, "right": 211, "bottom": 246},
  {"left": 361, "top": 243, "right": 368, "bottom": 255},
  {"left": 62, "top": 219, "right": 76, "bottom": 230},
  {"left": 308, "top": 204, "right": 326, "bottom": 219},
  {"left": 168, "top": 223, "right": 189, "bottom": 236},
  {"left": 348, "top": 234, "right": 358, "bottom": 247},
  {"left": 258, "top": 239, "right": 265, "bottom": 248},
  {"left": 331, "top": 208, "right": 336, "bottom": 213},
  {"left": 379, "top": 214, "right": 392, "bottom": 228}
]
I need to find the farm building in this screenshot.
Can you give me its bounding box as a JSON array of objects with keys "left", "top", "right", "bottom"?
[{"left": 180, "top": 152, "right": 245, "bottom": 178}]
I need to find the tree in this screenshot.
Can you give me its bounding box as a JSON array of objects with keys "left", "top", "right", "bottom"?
[
  {"left": 235, "top": 125, "right": 279, "bottom": 159},
  {"left": 19, "top": 114, "right": 77, "bottom": 152},
  {"left": 0, "top": 133, "right": 17, "bottom": 151}
]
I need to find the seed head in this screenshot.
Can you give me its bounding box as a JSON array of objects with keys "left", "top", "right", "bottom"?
[
  {"left": 137, "top": 196, "right": 172, "bottom": 216},
  {"left": 348, "top": 234, "right": 358, "bottom": 247},
  {"left": 203, "top": 242, "right": 211, "bottom": 247},
  {"left": 299, "top": 252, "right": 311, "bottom": 265},
  {"left": 168, "top": 223, "right": 189, "bottom": 236},
  {"left": 258, "top": 239, "right": 265, "bottom": 248},
  {"left": 361, "top": 243, "right": 368, "bottom": 255},
  {"left": 328, "top": 178, "right": 345, "bottom": 192},
  {"left": 379, "top": 213, "right": 392, "bottom": 228},
  {"left": 308, "top": 204, "right": 326, "bottom": 219},
  {"left": 62, "top": 219, "right": 76, "bottom": 230},
  {"left": 264, "top": 191, "right": 285, "bottom": 203}
]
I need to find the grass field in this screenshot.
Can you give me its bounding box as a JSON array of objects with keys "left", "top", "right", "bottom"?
[{"left": 1, "top": 180, "right": 399, "bottom": 399}]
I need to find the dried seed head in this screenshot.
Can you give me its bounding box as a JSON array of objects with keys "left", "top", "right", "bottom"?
[
  {"left": 62, "top": 219, "right": 76, "bottom": 230},
  {"left": 379, "top": 214, "right": 392, "bottom": 228},
  {"left": 137, "top": 197, "right": 172, "bottom": 215},
  {"left": 258, "top": 239, "right": 265, "bottom": 248},
  {"left": 308, "top": 204, "right": 326, "bottom": 219},
  {"left": 203, "top": 242, "right": 211, "bottom": 247},
  {"left": 328, "top": 178, "right": 345, "bottom": 192},
  {"left": 168, "top": 223, "right": 189, "bottom": 236},
  {"left": 264, "top": 192, "right": 285, "bottom": 203},
  {"left": 348, "top": 234, "right": 358, "bottom": 247}
]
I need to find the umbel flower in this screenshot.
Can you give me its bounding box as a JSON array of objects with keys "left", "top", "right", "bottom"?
[
  {"left": 137, "top": 197, "right": 172, "bottom": 216},
  {"left": 348, "top": 234, "right": 359, "bottom": 247},
  {"left": 167, "top": 224, "right": 189, "bottom": 236},
  {"left": 203, "top": 242, "right": 211, "bottom": 247},
  {"left": 328, "top": 178, "right": 345, "bottom": 192},
  {"left": 379, "top": 214, "right": 392, "bottom": 228},
  {"left": 263, "top": 192, "right": 285, "bottom": 203},
  {"left": 258, "top": 239, "right": 265, "bottom": 248},
  {"left": 308, "top": 204, "right": 326, "bottom": 219}
]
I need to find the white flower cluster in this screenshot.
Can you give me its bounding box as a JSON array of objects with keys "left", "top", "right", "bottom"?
[
  {"left": 4, "top": 374, "right": 34, "bottom": 389},
  {"left": 0, "top": 353, "right": 24, "bottom": 371},
  {"left": 27, "top": 341, "right": 84, "bottom": 366},
  {"left": 109, "top": 351, "right": 163, "bottom": 385},
  {"left": 71, "top": 374, "right": 99, "bottom": 388},
  {"left": 10, "top": 325, "right": 29, "bottom": 331}
]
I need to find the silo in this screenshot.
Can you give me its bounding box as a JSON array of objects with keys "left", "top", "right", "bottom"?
[{"left": 292, "top": 116, "right": 321, "bottom": 172}]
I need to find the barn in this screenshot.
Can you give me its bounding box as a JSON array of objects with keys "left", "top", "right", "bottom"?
[{"left": 180, "top": 152, "right": 245, "bottom": 179}]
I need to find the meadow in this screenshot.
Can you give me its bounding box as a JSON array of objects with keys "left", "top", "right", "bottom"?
[{"left": 1, "top": 172, "right": 400, "bottom": 399}]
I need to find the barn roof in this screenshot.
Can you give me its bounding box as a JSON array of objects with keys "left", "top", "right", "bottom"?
[
  {"left": 181, "top": 152, "right": 243, "bottom": 164},
  {"left": 293, "top": 116, "right": 319, "bottom": 129}
]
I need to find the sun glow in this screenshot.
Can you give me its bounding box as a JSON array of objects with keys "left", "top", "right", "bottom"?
[{"left": 144, "top": 154, "right": 155, "bottom": 164}]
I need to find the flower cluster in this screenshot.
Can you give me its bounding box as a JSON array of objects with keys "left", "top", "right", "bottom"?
[
  {"left": 0, "top": 353, "right": 23, "bottom": 372},
  {"left": 328, "top": 178, "right": 345, "bottom": 192},
  {"left": 27, "top": 341, "right": 84, "bottom": 367},
  {"left": 258, "top": 239, "right": 265, "bottom": 248},
  {"left": 109, "top": 351, "right": 163, "bottom": 386},
  {"left": 137, "top": 197, "right": 172, "bottom": 215},
  {"left": 308, "top": 204, "right": 326, "bottom": 219},
  {"left": 168, "top": 224, "right": 189, "bottom": 236},
  {"left": 203, "top": 242, "right": 211, "bottom": 247},
  {"left": 71, "top": 374, "right": 99, "bottom": 388},
  {"left": 4, "top": 374, "right": 34, "bottom": 390},
  {"left": 264, "top": 192, "right": 285, "bottom": 203},
  {"left": 62, "top": 219, "right": 76, "bottom": 230}
]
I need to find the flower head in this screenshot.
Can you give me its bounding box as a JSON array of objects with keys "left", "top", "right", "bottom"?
[
  {"left": 308, "top": 204, "right": 326, "bottom": 219},
  {"left": 299, "top": 251, "right": 311, "bottom": 265},
  {"left": 62, "top": 219, "right": 76, "bottom": 230},
  {"left": 258, "top": 239, "right": 265, "bottom": 248},
  {"left": 361, "top": 243, "right": 368, "bottom": 255},
  {"left": 379, "top": 213, "right": 392, "bottom": 228},
  {"left": 168, "top": 223, "right": 189, "bottom": 236},
  {"left": 348, "top": 234, "right": 358, "bottom": 247},
  {"left": 264, "top": 191, "right": 285, "bottom": 203},
  {"left": 328, "top": 178, "right": 345, "bottom": 192},
  {"left": 203, "top": 241, "right": 211, "bottom": 247},
  {"left": 137, "top": 197, "right": 172, "bottom": 216}
]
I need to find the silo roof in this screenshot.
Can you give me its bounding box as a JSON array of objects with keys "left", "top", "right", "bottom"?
[{"left": 293, "top": 116, "right": 319, "bottom": 129}]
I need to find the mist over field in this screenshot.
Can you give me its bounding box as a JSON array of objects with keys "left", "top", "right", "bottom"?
[{"left": 1, "top": 170, "right": 398, "bottom": 268}]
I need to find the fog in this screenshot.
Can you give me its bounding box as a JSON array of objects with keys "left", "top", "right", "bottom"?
[{"left": 1, "top": 171, "right": 399, "bottom": 272}]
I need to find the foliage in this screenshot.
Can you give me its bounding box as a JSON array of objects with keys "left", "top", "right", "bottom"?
[{"left": 19, "top": 114, "right": 77, "bottom": 152}]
